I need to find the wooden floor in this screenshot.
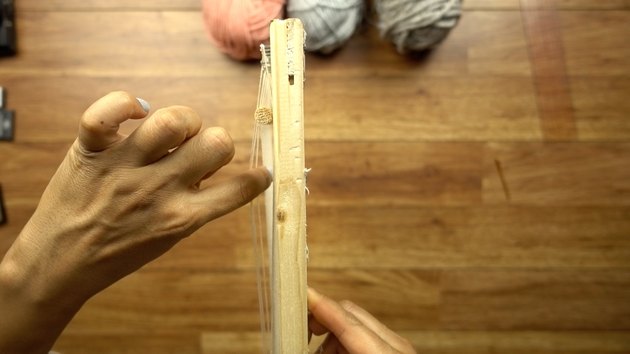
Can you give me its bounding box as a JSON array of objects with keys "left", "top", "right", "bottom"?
[{"left": 1, "top": 0, "right": 630, "bottom": 353}]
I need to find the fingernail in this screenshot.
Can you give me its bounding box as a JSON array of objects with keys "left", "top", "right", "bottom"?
[
  {"left": 307, "top": 287, "right": 319, "bottom": 297},
  {"left": 136, "top": 97, "right": 151, "bottom": 112},
  {"left": 264, "top": 167, "right": 273, "bottom": 184}
]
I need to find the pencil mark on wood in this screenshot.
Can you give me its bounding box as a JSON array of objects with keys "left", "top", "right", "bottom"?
[{"left": 495, "top": 159, "right": 511, "bottom": 201}]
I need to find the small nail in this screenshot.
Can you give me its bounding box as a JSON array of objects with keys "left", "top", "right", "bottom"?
[{"left": 136, "top": 97, "right": 151, "bottom": 112}]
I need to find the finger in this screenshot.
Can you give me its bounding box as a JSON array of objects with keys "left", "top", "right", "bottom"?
[
  {"left": 124, "top": 106, "right": 202, "bottom": 165},
  {"left": 307, "top": 288, "right": 391, "bottom": 353},
  {"left": 165, "top": 127, "right": 236, "bottom": 185},
  {"left": 318, "top": 334, "right": 343, "bottom": 354},
  {"left": 79, "top": 91, "right": 150, "bottom": 152},
  {"left": 309, "top": 315, "right": 329, "bottom": 336},
  {"left": 341, "top": 300, "right": 411, "bottom": 352},
  {"left": 189, "top": 168, "right": 271, "bottom": 224}
]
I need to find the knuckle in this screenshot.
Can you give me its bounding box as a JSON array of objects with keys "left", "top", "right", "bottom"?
[
  {"left": 153, "top": 109, "right": 187, "bottom": 136},
  {"left": 339, "top": 300, "right": 356, "bottom": 312},
  {"left": 80, "top": 111, "right": 104, "bottom": 134},
  {"left": 161, "top": 212, "right": 196, "bottom": 238},
  {"left": 238, "top": 177, "right": 254, "bottom": 202},
  {"left": 202, "top": 127, "right": 235, "bottom": 160},
  {"left": 107, "top": 90, "right": 136, "bottom": 107},
  {"left": 106, "top": 91, "right": 138, "bottom": 114},
  {"left": 400, "top": 338, "right": 415, "bottom": 352},
  {"left": 81, "top": 91, "right": 136, "bottom": 132}
]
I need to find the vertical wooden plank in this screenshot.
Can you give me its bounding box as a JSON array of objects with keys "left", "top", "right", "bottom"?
[{"left": 269, "top": 19, "right": 308, "bottom": 354}]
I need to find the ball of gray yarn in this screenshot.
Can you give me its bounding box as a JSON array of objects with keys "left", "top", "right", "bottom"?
[
  {"left": 287, "top": 0, "right": 364, "bottom": 54},
  {"left": 376, "top": 0, "right": 462, "bottom": 54}
]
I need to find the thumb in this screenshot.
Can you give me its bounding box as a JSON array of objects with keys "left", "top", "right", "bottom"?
[{"left": 79, "top": 91, "right": 150, "bottom": 152}]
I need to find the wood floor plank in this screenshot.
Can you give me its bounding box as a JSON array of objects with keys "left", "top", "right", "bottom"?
[
  {"left": 175, "top": 205, "right": 630, "bottom": 271},
  {"left": 58, "top": 269, "right": 630, "bottom": 333},
  {"left": 306, "top": 142, "right": 483, "bottom": 206},
  {"left": 0, "top": 143, "right": 66, "bottom": 198},
  {"left": 456, "top": 11, "right": 532, "bottom": 76},
  {"left": 573, "top": 77, "right": 630, "bottom": 140},
  {"left": 293, "top": 205, "right": 630, "bottom": 269},
  {"left": 200, "top": 330, "right": 329, "bottom": 354},
  {"left": 0, "top": 74, "right": 540, "bottom": 143},
  {"left": 465, "top": 0, "right": 630, "bottom": 9},
  {"left": 306, "top": 76, "right": 540, "bottom": 141},
  {"left": 201, "top": 330, "right": 630, "bottom": 354},
  {"left": 556, "top": 0, "right": 630, "bottom": 10},
  {"left": 200, "top": 332, "right": 262, "bottom": 354},
  {"left": 2, "top": 12, "right": 237, "bottom": 78},
  {"left": 0, "top": 201, "right": 37, "bottom": 257},
  {"left": 402, "top": 331, "right": 630, "bottom": 354},
  {"left": 18, "top": 0, "right": 200, "bottom": 11},
  {"left": 562, "top": 11, "right": 630, "bottom": 76},
  {"left": 0, "top": 77, "right": 260, "bottom": 144},
  {"left": 4, "top": 142, "right": 629, "bottom": 270},
  {"left": 63, "top": 270, "right": 440, "bottom": 334},
  {"left": 483, "top": 143, "right": 630, "bottom": 205},
  {"left": 441, "top": 270, "right": 630, "bottom": 330},
  {"left": 53, "top": 333, "right": 201, "bottom": 354},
  {"left": 1, "top": 11, "right": 530, "bottom": 78},
  {"left": 0, "top": 141, "right": 484, "bottom": 205},
  {"left": 6, "top": 200, "right": 628, "bottom": 271},
  {"left": 63, "top": 270, "right": 262, "bottom": 334}
]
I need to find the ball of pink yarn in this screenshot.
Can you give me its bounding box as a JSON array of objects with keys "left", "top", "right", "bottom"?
[{"left": 202, "top": 0, "right": 286, "bottom": 61}]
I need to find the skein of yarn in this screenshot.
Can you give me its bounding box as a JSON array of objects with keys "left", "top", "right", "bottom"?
[
  {"left": 375, "top": 0, "right": 462, "bottom": 54},
  {"left": 287, "top": 0, "right": 363, "bottom": 54},
  {"left": 202, "top": 0, "right": 286, "bottom": 60}
]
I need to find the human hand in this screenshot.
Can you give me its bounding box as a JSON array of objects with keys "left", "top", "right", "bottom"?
[
  {"left": 0, "top": 91, "right": 270, "bottom": 353},
  {"left": 308, "top": 288, "right": 417, "bottom": 354}
]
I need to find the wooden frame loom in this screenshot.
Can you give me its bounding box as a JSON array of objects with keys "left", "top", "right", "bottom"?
[{"left": 250, "top": 19, "right": 308, "bottom": 354}]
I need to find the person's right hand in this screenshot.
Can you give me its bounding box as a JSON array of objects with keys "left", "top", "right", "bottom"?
[
  {"left": 0, "top": 91, "right": 270, "bottom": 354},
  {"left": 307, "top": 288, "right": 417, "bottom": 354}
]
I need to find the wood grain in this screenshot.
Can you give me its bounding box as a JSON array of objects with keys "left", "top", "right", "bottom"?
[
  {"left": 562, "top": 11, "right": 630, "bottom": 76},
  {"left": 465, "top": 0, "right": 630, "bottom": 9},
  {"left": 441, "top": 270, "right": 630, "bottom": 330},
  {"left": 268, "top": 18, "right": 309, "bottom": 354},
  {"left": 402, "top": 331, "right": 630, "bottom": 354},
  {"left": 483, "top": 143, "right": 630, "bottom": 205},
  {"left": 54, "top": 333, "right": 200, "bottom": 354},
  {"left": 521, "top": 0, "right": 577, "bottom": 140},
  {"left": 572, "top": 77, "right": 630, "bottom": 140},
  {"left": 1, "top": 2, "right": 629, "bottom": 354},
  {"left": 201, "top": 330, "right": 630, "bottom": 354},
  {"left": 52, "top": 269, "right": 630, "bottom": 335},
  {"left": 17, "top": 0, "right": 200, "bottom": 11},
  {"left": 0, "top": 75, "right": 541, "bottom": 143},
  {"left": 1, "top": 11, "right": 532, "bottom": 78}
]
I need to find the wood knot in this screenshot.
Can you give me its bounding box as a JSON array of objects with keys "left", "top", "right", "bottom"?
[
  {"left": 276, "top": 208, "right": 286, "bottom": 222},
  {"left": 254, "top": 107, "right": 273, "bottom": 125}
]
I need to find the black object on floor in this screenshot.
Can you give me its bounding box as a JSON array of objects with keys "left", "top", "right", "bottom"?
[
  {"left": 0, "top": 184, "right": 6, "bottom": 225},
  {"left": 0, "top": 0, "right": 16, "bottom": 57},
  {"left": 0, "top": 87, "right": 14, "bottom": 141}
]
